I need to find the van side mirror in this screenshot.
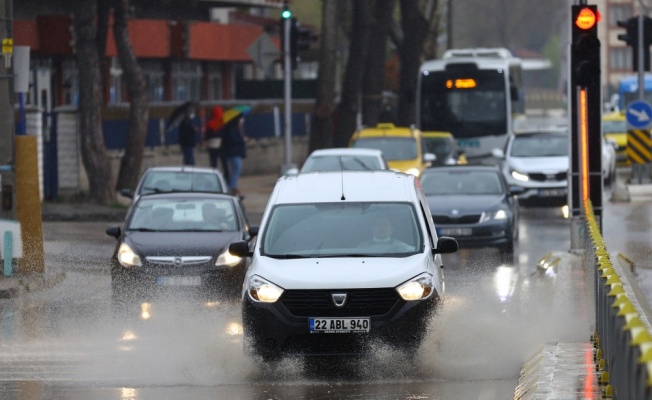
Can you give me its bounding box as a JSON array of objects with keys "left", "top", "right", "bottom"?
[
  {"left": 491, "top": 148, "right": 505, "bottom": 159},
  {"left": 229, "top": 240, "right": 253, "bottom": 257},
  {"left": 433, "top": 236, "right": 458, "bottom": 254}
]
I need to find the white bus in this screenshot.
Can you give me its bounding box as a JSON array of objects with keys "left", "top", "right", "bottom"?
[{"left": 416, "top": 48, "right": 525, "bottom": 161}]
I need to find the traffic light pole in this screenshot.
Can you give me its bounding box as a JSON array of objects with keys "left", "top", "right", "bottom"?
[
  {"left": 639, "top": 15, "right": 645, "bottom": 100},
  {"left": 569, "top": 4, "right": 602, "bottom": 246},
  {"left": 281, "top": 11, "right": 294, "bottom": 175}
]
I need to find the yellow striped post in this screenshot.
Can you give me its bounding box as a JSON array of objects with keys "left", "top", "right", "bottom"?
[
  {"left": 627, "top": 129, "right": 652, "bottom": 183},
  {"left": 15, "top": 135, "right": 44, "bottom": 274}
]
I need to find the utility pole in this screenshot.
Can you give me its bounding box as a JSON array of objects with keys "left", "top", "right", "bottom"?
[{"left": 0, "top": 0, "right": 15, "bottom": 221}]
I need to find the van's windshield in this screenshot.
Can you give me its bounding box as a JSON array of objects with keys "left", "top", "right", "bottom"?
[{"left": 261, "top": 202, "right": 422, "bottom": 258}]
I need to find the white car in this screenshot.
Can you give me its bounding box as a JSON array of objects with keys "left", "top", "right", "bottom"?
[
  {"left": 288, "top": 148, "right": 388, "bottom": 175},
  {"left": 492, "top": 130, "right": 569, "bottom": 207},
  {"left": 228, "top": 171, "right": 458, "bottom": 361},
  {"left": 120, "top": 165, "right": 230, "bottom": 204},
  {"left": 602, "top": 136, "right": 617, "bottom": 186}
]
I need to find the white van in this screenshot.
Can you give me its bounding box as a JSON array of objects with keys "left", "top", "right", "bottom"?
[{"left": 229, "top": 170, "right": 458, "bottom": 360}]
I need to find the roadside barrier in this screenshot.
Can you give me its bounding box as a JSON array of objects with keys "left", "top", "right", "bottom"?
[
  {"left": 586, "top": 200, "right": 652, "bottom": 398},
  {"left": 0, "top": 219, "right": 21, "bottom": 277}
]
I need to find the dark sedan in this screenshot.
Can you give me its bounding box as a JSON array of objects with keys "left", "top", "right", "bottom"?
[
  {"left": 106, "top": 192, "right": 258, "bottom": 301},
  {"left": 419, "top": 166, "right": 523, "bottom": 262}
]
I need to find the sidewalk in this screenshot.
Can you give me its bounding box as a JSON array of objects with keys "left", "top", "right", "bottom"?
[{"left": 1, "top": 172, "right": 280, "bottom": 299}]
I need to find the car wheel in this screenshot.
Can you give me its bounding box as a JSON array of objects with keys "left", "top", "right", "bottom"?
[
  {"left": 499, "top": 242, "right": 515, "bottom": 264},
  {"left": 111, "top": 273, "right": 136, "bottom": 308},
  {"left": 243, "top": 335, "right": 281, "bottom": 363}
]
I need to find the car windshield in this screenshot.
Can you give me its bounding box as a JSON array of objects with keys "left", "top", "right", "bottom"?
[
  {"left": 422, "top": 137, "right": 453, "bottom": 159},
  {"left": 420, "top": 170, "right": 504, "bottom": 195},
  {"left": 510, "top": 134, "right": 568, "bottom": 157},
  {"left": 602, "top": 120, "right": 626, "bottom": 133},
  {"left": 128, "top": 197, "right": 238, "bottom": 232},
  {"left": 140, "top": 171, "right": 225, "bottom": 195},
  {"left": 301, "top": 155, "right": 382, "bottom": 172},
  {"left": 261, "top": 202, "right": 422, "bottom": 257},
  {"left": 351, "top": 137, "right": 417, "bottom": 161}
]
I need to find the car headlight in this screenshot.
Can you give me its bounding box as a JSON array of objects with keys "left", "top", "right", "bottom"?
[
  {"left": 118, "top": 243, "right": 142, "bottom": 268},
  {"left": 396, "top": 273, "right": 434, "bottom": 301},
  {"left": 480, "top": 209, "right": 508, "bottom": 223},
  {"left": 510, "top": 169, "right": 529, "bottom": 182},
  {"left": 406, "top": 167, "right": 420, "bottom": 177},
  {"left": 216, "top": 248, "right": 242, "bottom": 267},
  {"left": 247, "top": 275, "right": 284, "bottom": 303}
]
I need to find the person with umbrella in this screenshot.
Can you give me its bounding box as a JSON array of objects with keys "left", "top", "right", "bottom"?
[
  {"left": 204, "top": 105, "right": 225, "bottom": 171},
  {"left": 220, "top": 112, "right": 250, "bottom": 196}
]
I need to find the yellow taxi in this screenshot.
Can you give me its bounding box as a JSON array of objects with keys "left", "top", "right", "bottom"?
[
  {"left": 349, "top": 123, "right": 435, "bottom": 176},
  {"left": 602, "top": 111, "right": 628, "bottom": 166},
  {"left": 421, "top": 131, "right": 468, "bottom": 166}
]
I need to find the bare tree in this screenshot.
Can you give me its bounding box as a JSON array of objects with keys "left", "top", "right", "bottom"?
[
  {"left": 396, "top": 0, "right": 439, "bottom": 126},
  {"left": 452, "top": 0, "right": 564, "bottom": 52},
  {"left": 334, "top": 0, "right": 374, "bottom": 147},
  {"left": 361, "top": 0, "right": 397, "bottom": 127},
  {"left": 112, "top": 0, "right": 150, "bottom": 191},
  {"left": 74, "top": 0, "right": 115, "bottom": 204},
  {"left": 308, "top": 0, "right": 338, "bottom": 153}
]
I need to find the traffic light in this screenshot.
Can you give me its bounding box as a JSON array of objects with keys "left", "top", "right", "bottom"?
[
  {"left": 617, "top": 16, "right": 651, "bottom": 72},
  {"left": 571, "top": 6, "right": 600, "bottom": 87},
  {"left": 279, "top": 17, "right": 316, "bottom": 70}
]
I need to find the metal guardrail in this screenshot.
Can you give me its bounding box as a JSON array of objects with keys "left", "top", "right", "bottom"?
[{"left": 586, "top": 200, "right": 652, "bottom": 399}]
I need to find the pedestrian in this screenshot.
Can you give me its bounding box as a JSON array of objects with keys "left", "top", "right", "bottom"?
[
  {"left": 221, "top": 115, "right": 248, "bottom": 196},
  {"left": 178, "top": 105, "right": 199, "bottom": 165},
  {"left": 204, "top": 105, "right": 225, "bottom": 171}
]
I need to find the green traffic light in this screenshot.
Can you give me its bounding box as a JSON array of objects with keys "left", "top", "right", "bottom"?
[{"left": 281, "top": 9, "right": 292, "bottom": 19}]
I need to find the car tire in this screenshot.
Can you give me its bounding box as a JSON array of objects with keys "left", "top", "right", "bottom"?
[
  {"left": 243, "top": 335, "right": 281, "bottom": 363},
  {"left": 499, "top": 242, "right": 515, "bottom": 264},
  {"left": 111, "top": 273, "right": 136, "bottom": 310}
]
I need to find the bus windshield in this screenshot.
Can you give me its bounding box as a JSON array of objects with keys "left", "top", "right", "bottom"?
[{"left": 419, "top": 69, "right": 508, "bottom": 138}]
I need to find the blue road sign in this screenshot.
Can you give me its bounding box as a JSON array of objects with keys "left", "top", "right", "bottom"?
[{"left": 626, "top": 100, "right": 652, "bottom": 129}]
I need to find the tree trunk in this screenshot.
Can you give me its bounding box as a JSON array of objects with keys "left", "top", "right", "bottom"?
[
  {"left": 113, "top": 0, "right": 150, "bottom": 191},
  {"left": 396, "top": 0, "right": 436, "bottom": 126},
  {"left": 309, "top": 0, "right": 338, "bottom": 153},
  {"left": 361, "top": 0, "right": 396, "bottom": 128},
  {"left": 334, "top": 0, "right": 374, "bottom": 147},
  {"left": 74, "top": 0, "right": 114, "bottom": 204}
]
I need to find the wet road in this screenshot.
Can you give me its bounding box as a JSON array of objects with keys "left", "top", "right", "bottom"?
[{"left": 0, "top": 201, "right": 595, "bottom": 399}]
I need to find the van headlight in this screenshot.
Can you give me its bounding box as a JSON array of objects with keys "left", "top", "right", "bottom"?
[
  {"left": 118, "top": 243, "right": 142, "bottom": 267},
  {"left": 247, "top": 275, "right": 284, "bottom": 303},
  {"left": 216, "top": 249, "right": 242, "bottom": 267},
  {"left": 396, "top": 273, "right": 434, "bottom": 301}
]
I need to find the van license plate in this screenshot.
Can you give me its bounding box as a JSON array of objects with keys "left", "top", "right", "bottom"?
[{"left": 309, "top": 318, "right": 370, "bottom": 333}]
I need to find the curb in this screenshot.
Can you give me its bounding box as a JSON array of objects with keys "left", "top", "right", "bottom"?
[{"left": 0, "top": 269, "right": 66, "bottom": 298}]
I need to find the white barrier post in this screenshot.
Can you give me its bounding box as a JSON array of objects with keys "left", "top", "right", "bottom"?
[{"left": 3, "top": 230, "right": 11, "bottom": 277}]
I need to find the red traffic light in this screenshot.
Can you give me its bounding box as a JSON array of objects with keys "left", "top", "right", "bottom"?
[{"left": 575, "top": 7, "right": 597, "bottom": 30}]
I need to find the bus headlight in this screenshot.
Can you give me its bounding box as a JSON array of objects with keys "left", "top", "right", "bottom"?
[
  {"left": 396, "top": 273, "right": 434, "bottom": 301},
  {"left": 118, "top": 243, "right": 142, "bottom": 268},
  {"left": 247, "top": 275, "right": 284, "bottom": 303}
]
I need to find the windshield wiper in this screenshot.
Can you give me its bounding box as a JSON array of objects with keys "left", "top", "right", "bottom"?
[
  {"left": 265, "top": 254, "right": 312, "bottom": 259},
  {"left": 350, "top": 157, "right": 372, "bottom": 170}
]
